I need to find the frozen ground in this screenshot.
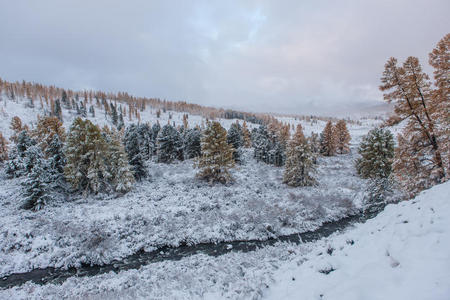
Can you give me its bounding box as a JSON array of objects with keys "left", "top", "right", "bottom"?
[
  {"left": 1, "top": 179, "right": 448, "bottom": 299},
  {"left": 0, "top": 146, "right": 367, "bottom": 277},
  {"left": 0, "top": 93, "right": 379, "bottom": 277}
]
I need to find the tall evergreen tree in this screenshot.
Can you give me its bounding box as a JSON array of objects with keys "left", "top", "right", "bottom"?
[
  {"left": 252, "top": 125, "right": 271, "bottom": 163},
  {"left": 106, "top": 129, "right": 135, "bottom": 193},
  {"left": 22, "top": 146, "right": 51, "bottom": 211},
  {"left": 6, "top": 130, "right": 36, "bottom": 177},
  {"left": 196, "top": 121, "right": 234, "bottom": 184},
  {"left": 355, "top": 128, "right": 394, "bottom": 179},
  {"left": 241, "top": 121, "right": 252, "bottom": 148},
  {"left": 227, "top": 122, "right": 243, "bottom": 163},
  {"left": 183, "top": 127, "right": 202, "bottom": 159},
  {"left": 123, "top": 124, "right": 147, "bottom": 181},
  {"left": 156, "top": 124, "right": 183, "bottom": 163}
]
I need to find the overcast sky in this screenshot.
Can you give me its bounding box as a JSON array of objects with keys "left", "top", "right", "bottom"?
[{"left": 0, "top": 0, "right": 448, "bottom": 115}]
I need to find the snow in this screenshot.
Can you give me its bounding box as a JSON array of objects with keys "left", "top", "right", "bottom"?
[
  {"left": 1, "top": 181, "right": 448, "bottom": 299},
  {"left": 265, "top": 181, "right": 450, "bottom": 300}
]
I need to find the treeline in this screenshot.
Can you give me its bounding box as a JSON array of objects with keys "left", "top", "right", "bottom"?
[{"left": 0, "top": 78, "right": 274, "bottom": 125}]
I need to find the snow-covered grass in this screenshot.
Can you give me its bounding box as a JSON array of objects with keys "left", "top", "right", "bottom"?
[
  {"left": 2, "top": 180, "right": 448, "bottom": 299},
  {"left": 0, "top": 146, "right": 366, "bottom": 277}
]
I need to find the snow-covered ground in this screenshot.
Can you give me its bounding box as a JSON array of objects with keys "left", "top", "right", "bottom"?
[
  {"left": 1, "top": 180, "right": 448, "bottom": 299},
  {"left": 0, "top": 93, "right": 380, "bottom": 277}
]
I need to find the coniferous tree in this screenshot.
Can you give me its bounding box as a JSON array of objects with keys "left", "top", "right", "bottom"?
[
  {"left": 53, "top": 99, "right": 62, "bottom": 121},
  {"left": 110, "top": 102, "right": 118, "bottom": 126},
  {"left": 252, "top": 125, "right": 271, "bottom": 163},
  {"left": 64, "top": 118, "right": 111, "bottom": 194},
  {"left": 355, "top": 128, "right": 394, "bottom": 179},
  {"left": 6, "top": 130, "right": 36, "bottom": 177},
  {"left": 156, "top": 124, "right": 183, "bottom": 163},
  {"left": 196, "top": 121, "right": 234, "bottom": 184},
  {"left": 33, "top": 116, "right": 65, "bottom": 155},
  {"left": 10, "top": 116, "right": 29, "bottom": 143},
  {"left": 320, "top": 121, "right": 336, "bottom": 156},
  {"left": 183, "top": 128, "right": 202, "bottom": 159},
  {"left": 45, "top": 134, "right": 66, "bottom": 191},
  {"left": 380, "top": 34, "right": 449, "bottom": 194},
  {"left": 151, "top": 122, "right": 161, "bottom": 155},
  {"left": 106, "top": 129, "right": 135, "bottom": 193},
  {"left": 123, "top": 124, "right": 147, "bottom": 181},
  {"left": 283, "top": 125, "right": 316, "bottom": 187},
  {"left": 227, "top": 122, "right": 243, "bottom": 163},
  {"left": 89, "top": 105, "right": 96, "bottom": 117},
  {"left": 22, "top": 146, "right": 51, "bottom": 211},
  {"left": 308, "top": 132, "right": 321, "bottom": 160},
  {"left": 0, "top": 132, "right": 8, "bottom": 162},
  {"left": 241, "top": 121, "right": 252, "bottom": 148},
  {"left": 334, "top": 120, "right": 351, "bottom": 154}
]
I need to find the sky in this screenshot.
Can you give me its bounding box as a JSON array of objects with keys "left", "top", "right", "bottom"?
[{"left": 0, "top": 0, "right": 449, "bottom": 116}]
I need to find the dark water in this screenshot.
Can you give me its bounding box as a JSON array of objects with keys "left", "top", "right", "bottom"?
[{"left": 0, "top": 204, "right": 384, "bottom": 289}]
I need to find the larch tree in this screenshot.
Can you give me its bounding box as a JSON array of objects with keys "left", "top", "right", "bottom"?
[
  {"left": 320, "top": 121, "right": 336, "bottom": 156},
  {"left": 10, "top": 116, "right": 29, "bottom": 143},
  {"left": 283, "top": 124, "right": 316, "bottom": 187},
  {"left": 241, "top": 121, "right": 252, "bottom": 148},
  {"left": 64, "top": 118, "right": 111, "bottom": 195},
  {"left": 33, "top": 116, "right": 65, "bottom": 155},
  {"left": 0, "top": 132, "right": 8, "bottom": 162},
  {"left": 334, "top": 120, "right": 351, "bottom": 154},
  {"left": 380, "top": 34, "right": 449, "bottom": 195},
  {"left": 196, "top": 121, "right": 234, "bottom": 184}
]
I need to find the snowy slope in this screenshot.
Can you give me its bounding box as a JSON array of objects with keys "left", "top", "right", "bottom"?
[
  {"left": 1, "top": 182, "right": 448, "bottom": 299},
  {"left": 265, "top": 181, "right": 450, "bottom": 300}
]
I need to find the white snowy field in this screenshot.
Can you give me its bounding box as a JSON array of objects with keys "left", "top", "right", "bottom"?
[
  {"left": 0, "top": 147, "right": 366, "bottom": 277},
  {"left": 1, "top": 180, "right": 448, "bottom": 299},
  {"left": 0, "top": 94, "right": 380, "bottom": 277}
]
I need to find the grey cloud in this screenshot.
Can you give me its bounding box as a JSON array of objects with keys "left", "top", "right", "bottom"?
[{"left": 0, "top": 0, "right": 449, "bottom": 116}]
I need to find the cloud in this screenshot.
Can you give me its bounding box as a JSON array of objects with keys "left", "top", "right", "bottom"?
[{"left": 0, "top": 0, "right": 448, "bottom": 116}]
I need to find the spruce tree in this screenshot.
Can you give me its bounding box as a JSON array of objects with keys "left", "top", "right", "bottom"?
[
  {"left": 283, "top": 125, "right": 316, "bottom": 187},
  {"left": 334, "top": 120, "right": 351, "bottom": 154},
  {"left": 22, "top": 147, "right": 51, "bottom": 211},
  {"left": 227, "top": 122, "right": 243, "bottom": 163},
  {"left": 320, "top": 121, "right": 336, "bottom": 156},
  {"left": 252, "top": 125, "right": 271, "bottom": 163},
  {"left": 6, "top": 130, "right": 36, "bottom": 177},
  {"left": 355, "top": 127, "right": 394, "bottom": 179},
  {"left": 156, "top": 124, "right": 183, "bottom": 163},
  {"left": 123, "top": 124, "right": 147, "bottom": 180},
  {"left": 107, "top": 129, "right": 135, "bottom": 193},
  {"left": 183, "top": 128, "right": 202, "bottom": 159},
  {"left": 196, "top": 121, "right": 234, "bottom": 184},
  {"left": 45, "top": 134, "right": 67, "bottom": 191}
]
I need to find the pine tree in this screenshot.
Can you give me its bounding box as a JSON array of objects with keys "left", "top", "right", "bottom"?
[
  {"left": 22, "top": 146, "right": 51, "bottom": 211},
  {"left": 196, "top": 121, "right": 234, "bottom": 184},
  {"left": 320, "top": 121, "right": 336, "bottom": 156},
  {"left": 283, "top": 125, "right": 316, "bottom": 187},
  {"left": 151, "top": 123, "right": 161, "bottom": 155},
  {"left": 156, "top": 124, "right": 183, "bottom": 163},
  {"left": 0, "top": 132, "right": 8, "bottom": 162},
  {"left": 110, "top": 102, "right": 118, "bottom": 126},
  {"left": 227, "top": 122, "right": 243, "bottom": 163},
  {"left": 355, "top": 128, "right": 394, "bottom": 179},
  {"left": 64, "top": 118, "right": 111, "bottom": 194},
  {"left": 89, "top": 105, "right": 96, "bottom": 117},
  {"left": 107, "top": 129, "right": 135, "bottom": 193},
  {"left": 334, "top": 120, "right": 351, "bottom": 154},
  {"left": 183, "top": 128, "right": 202, "bottom": 159}
]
